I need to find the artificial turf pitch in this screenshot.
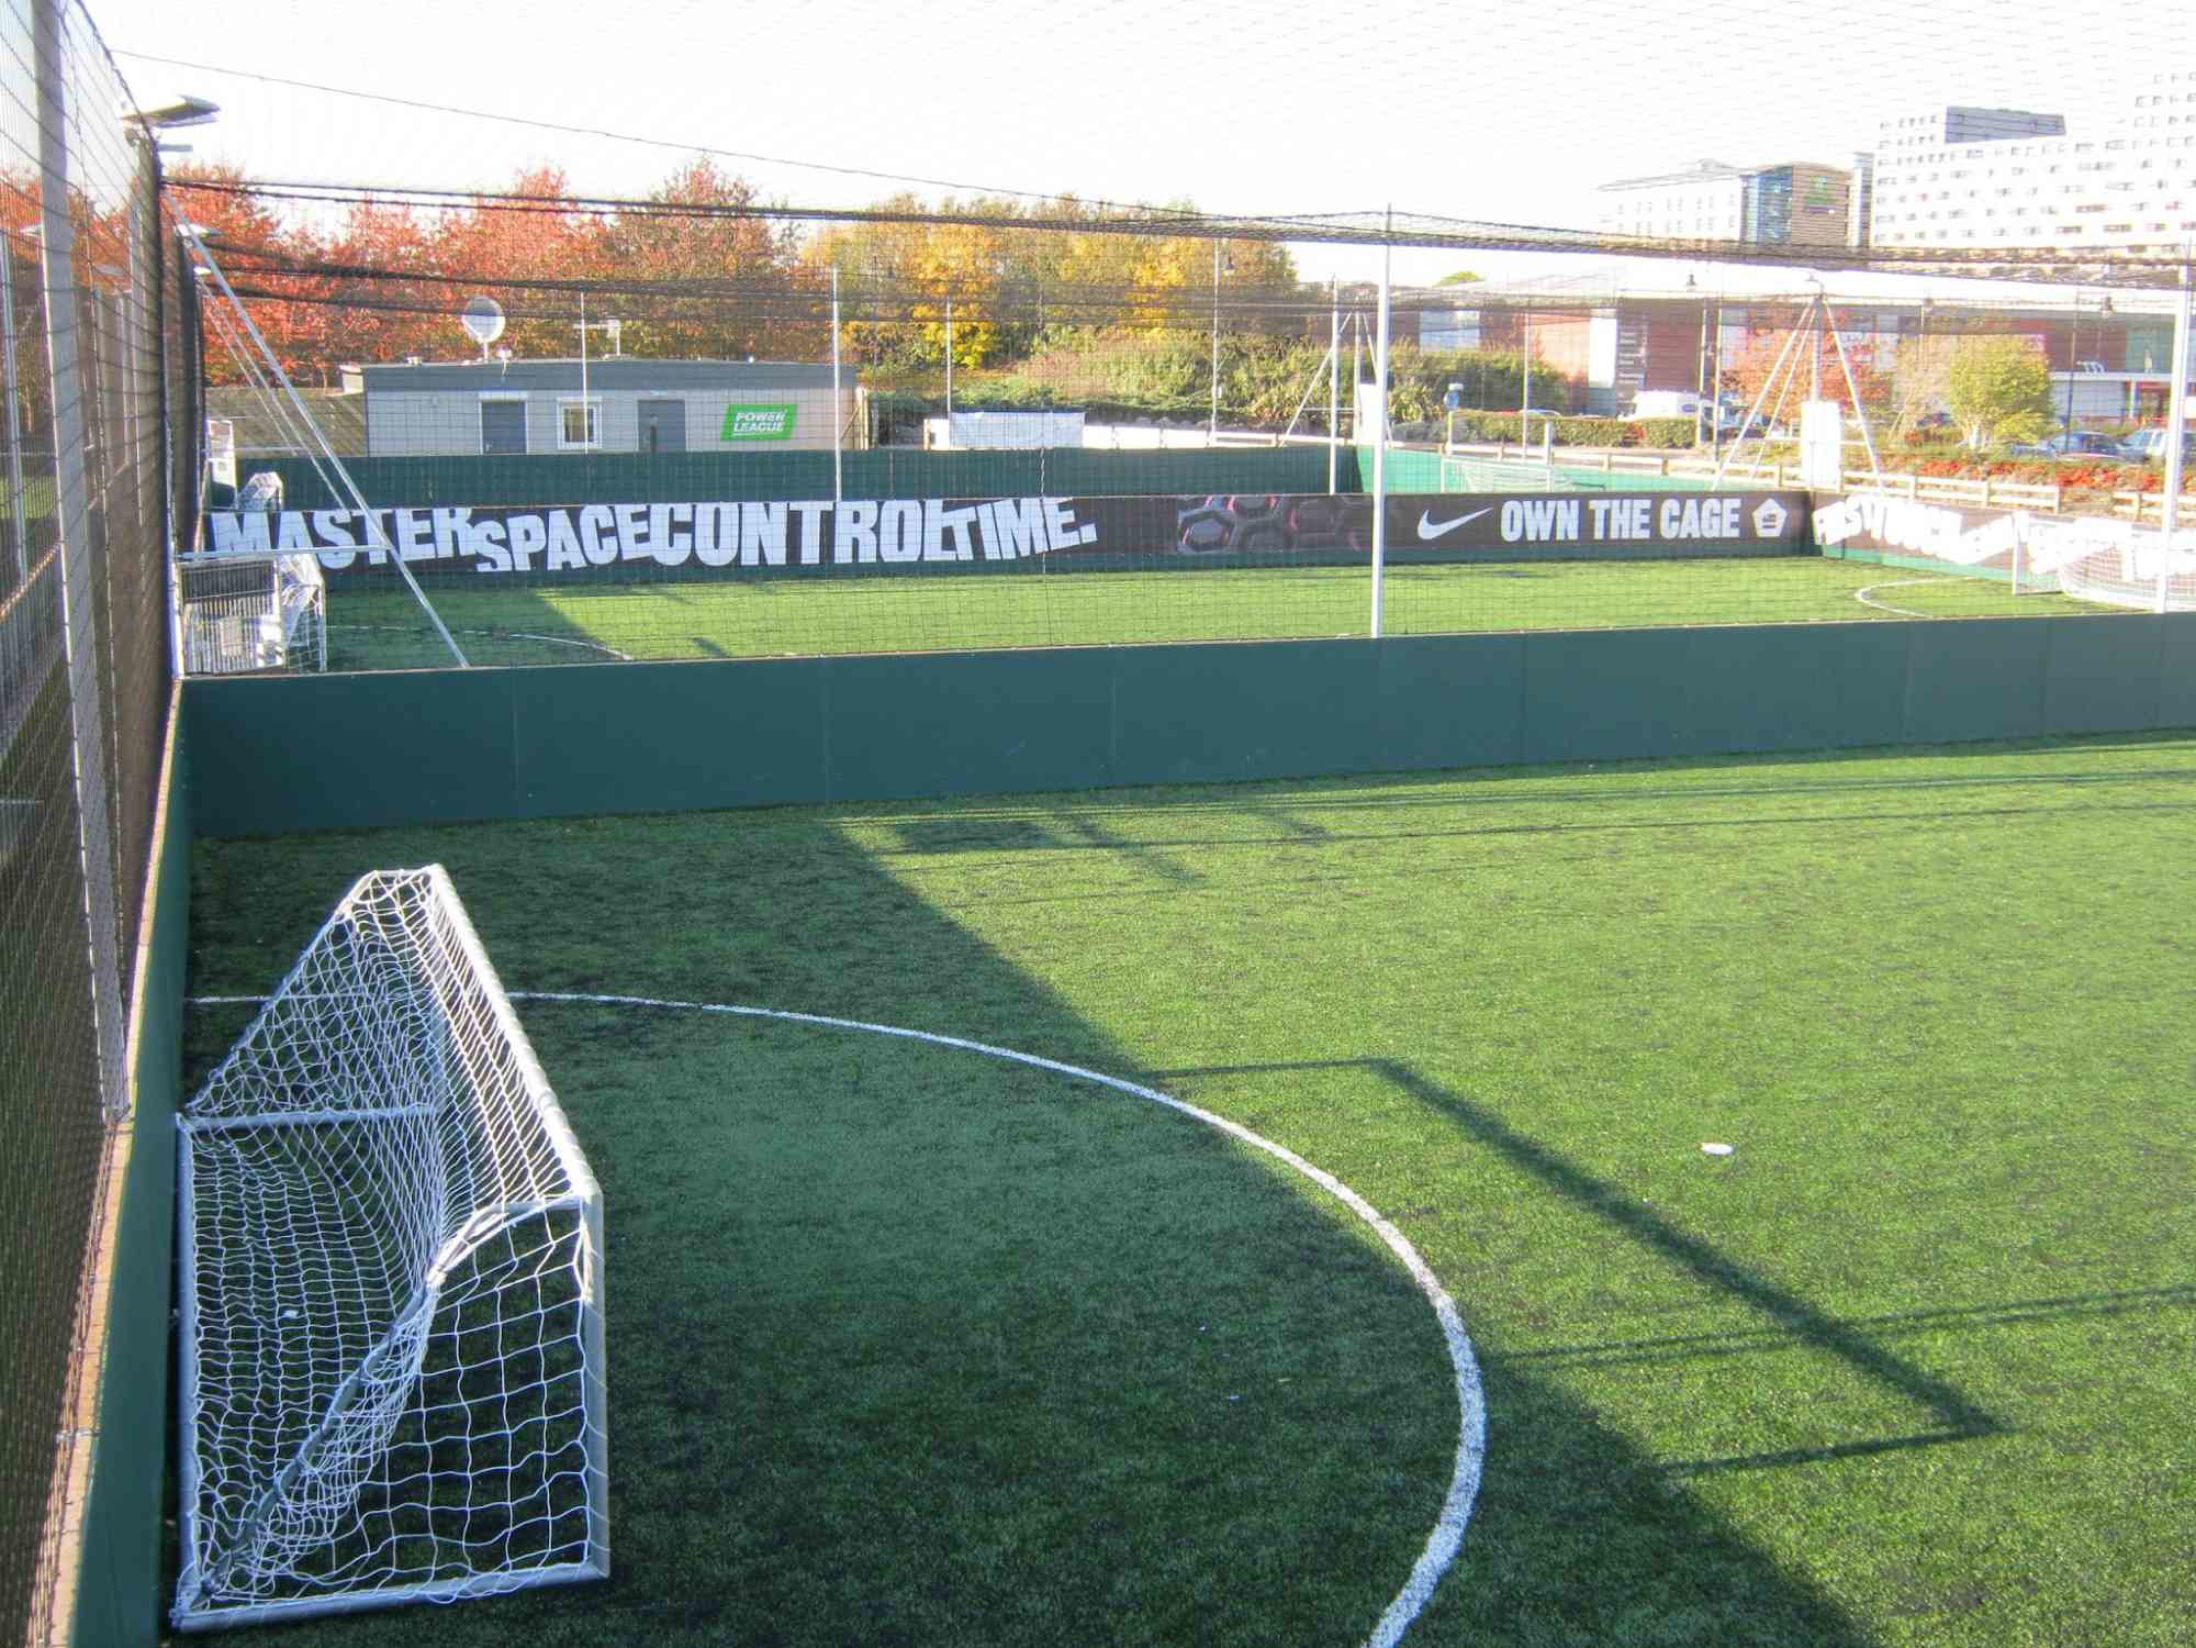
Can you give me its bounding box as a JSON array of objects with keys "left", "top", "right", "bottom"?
[
  {"left": 186, "top": 734, "right": 2195, "bottom": 1646},
  {"left": 318, "top": 556, "right": 2112, "bottom": 670}
]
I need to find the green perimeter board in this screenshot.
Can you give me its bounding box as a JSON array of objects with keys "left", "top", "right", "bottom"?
[
  {"left": 72, "top": 697, "right": 189, "bottom": 1648},
  {"left": 185, "top": 616, "right": 2196, "bottom": 837}
]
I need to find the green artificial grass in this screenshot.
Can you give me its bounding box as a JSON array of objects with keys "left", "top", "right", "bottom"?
[
  {"left": 318, "top": 558, "right": 2108, "bottom": 671},
  {"left": 186, "top": 733, "right": 2196, "bottom": 1646}
]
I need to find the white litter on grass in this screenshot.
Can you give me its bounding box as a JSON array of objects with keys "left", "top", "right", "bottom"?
[{"left": 1700, "top": 1142, "right": 1736, "bottom": 1157}]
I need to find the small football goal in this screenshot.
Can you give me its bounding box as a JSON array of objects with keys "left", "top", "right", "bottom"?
[{"left": 174, "top": 866, "right": 607, "bottom": 1631}]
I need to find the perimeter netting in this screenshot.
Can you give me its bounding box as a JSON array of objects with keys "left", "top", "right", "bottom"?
[{"left": 174, "top": 867, "right": 607, "bottom": 1632}]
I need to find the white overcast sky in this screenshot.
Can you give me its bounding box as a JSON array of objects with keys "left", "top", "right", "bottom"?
[{"left": 91, "top": 0, "right": 2189, "bottom": 288}]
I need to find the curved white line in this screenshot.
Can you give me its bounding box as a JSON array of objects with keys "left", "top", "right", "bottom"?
[
  {"left": 189, "top": 989, "right": 1486, "bottom": 1647},
  {"left": 327, "top": 622, "right": 632, "bottom": 661},
  {"left": 1853, "top": 575, "right": 1968, "bottom": 618}
]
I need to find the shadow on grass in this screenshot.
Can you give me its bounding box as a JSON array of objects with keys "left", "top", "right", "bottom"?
[
  {"left": 1159, "top": 1056, "right": 2005, "bottom": 1470},
  {"left": 186, "top": 814, "right": 1879, "bottom": 1648}
]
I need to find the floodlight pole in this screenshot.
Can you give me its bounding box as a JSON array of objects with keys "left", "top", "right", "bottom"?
[
  {"left": 1695, "top": 289, "right": 1709, "bottom": 450},
  {"left": 2157, "top": 255, "right": 2191, "bottom": 612},
  {"left": 830, "top": 265, "right": 844, "bottom": 505},
  {"left": 1209, "top": 237, "right": 1222, "bottom": 444},
  {"left": 1709, "top": 299, "right": 1725, "bottom": 456},
  {"left": 1371, "top": 214, "right": 1392, "bottom": 640},
  {"left": 1520, "top": 306, "right": 1532, "bottom": 442},
  {"left": 944, "top": 294, "right": 953, "bottom": 431},
  {"left": 578, "top": 289, "right": 588, "bottom": 446},
  {"left": 1328, "top": 277, "right": 1340, "bottom": 495}
]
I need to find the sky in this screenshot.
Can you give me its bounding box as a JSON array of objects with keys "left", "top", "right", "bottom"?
[{"left": 93, "top": 0, "right": 2189, "bottom": 289}]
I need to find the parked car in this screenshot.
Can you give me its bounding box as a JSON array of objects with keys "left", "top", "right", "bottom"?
[
  {"left": 2116, "top": 428, "right": 2196, "bottom": 464},
  {"left": 2008, "top": 431, "right": 2136, "bottom": 461},
  {"left": 1722, "top": 412, "right": 1785, "bottom": 440}
]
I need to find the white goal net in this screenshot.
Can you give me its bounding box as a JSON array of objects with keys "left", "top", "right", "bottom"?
[
  {"left": 2019, "top": 513, "right": 2196, "bottom": 611},
  {"left": 175, "top": 867, "right": 607, "bottom": 1631},
  {"left": 176, "top": 550, "right": 328, "bottom": 675}
]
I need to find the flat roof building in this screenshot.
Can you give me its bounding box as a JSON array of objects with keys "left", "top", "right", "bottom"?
[
  {"left": 1599, "top": 159, "right": 1853, "bottom": 249},
  {"left": 353, "top": 358, "right": 859, "bottom": 458}
]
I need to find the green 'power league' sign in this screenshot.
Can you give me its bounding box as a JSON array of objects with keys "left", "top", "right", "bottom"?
[{"left": 721, "top": 403, "right": 798, "bottom": 442}]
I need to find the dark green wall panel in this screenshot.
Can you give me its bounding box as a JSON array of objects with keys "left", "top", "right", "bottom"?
[
  {"left": 515, "top": 658, "right": 829, "bottom": 817},
  {"left": 2042, "top": 616, "right": 2164, "bottom": 735},
  {"left": 1372, "top": 634, "right": 1527, "bottom": 772},
  {"left": 185, "top": 616, "right": 2196, "bottom": 840},
  {"left": 824, "top": 649, "right": 1116, "bottom": 802},
  {"left": 1900, "top": 619, "right": 2052, "bottom": 745},
  {"left": 1110, "top": 641, "right": 1383, "bottom": 786},
  {"left": 2151, "top": 615, "right": 2196, "bottom": 728},
  {"left": 1801, "top": 624, "right": 1917, "bottom": 750},
  {"left": 72, "top": 703, "right": 188, "bottom": 1648},
  {"left": 188, "top": 670, "right": 519, "bottom": 836}
]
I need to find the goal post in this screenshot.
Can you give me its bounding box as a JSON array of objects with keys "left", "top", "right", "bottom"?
[
  {"left": 174, "top": 549, "right": 328, "bottom": 674},
  {"left": 174, "top": 867, "right": 607, "bottom": 1631}
]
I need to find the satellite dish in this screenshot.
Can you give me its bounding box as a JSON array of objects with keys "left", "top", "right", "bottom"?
[{"left": 460, "top": 296, "right": 506, "bottom": 359}]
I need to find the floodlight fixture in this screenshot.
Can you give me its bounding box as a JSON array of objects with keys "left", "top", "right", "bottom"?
[{"left": 122, "top": 94, "right": 219, "bottom": 130}]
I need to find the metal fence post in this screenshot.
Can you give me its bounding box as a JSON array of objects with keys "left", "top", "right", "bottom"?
[{"left": 34, "top": 0, "right": 126, "bottom": 1120}]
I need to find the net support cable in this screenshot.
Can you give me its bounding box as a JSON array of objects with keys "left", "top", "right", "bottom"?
[{"left": 174, "top": 223, "right": 468, "bottom": 666}]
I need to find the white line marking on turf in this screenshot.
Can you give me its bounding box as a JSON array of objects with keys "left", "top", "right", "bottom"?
[
  {"left": 189, "top": 989, "right": 1486, "bottom": 1648},
  {"left": 1853, "top": 576, "right": 1967, "bottom": 617},
  {"left": 328, "top": 622, "right": 632, "bottom": 661}
]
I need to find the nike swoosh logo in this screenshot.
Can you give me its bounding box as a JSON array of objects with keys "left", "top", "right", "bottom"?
[{"left": 1417, "top": 507, "right": 1492, "bottom": 541}]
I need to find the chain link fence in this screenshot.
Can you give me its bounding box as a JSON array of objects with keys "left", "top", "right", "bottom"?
[{"left": 0, "top": 0, "right": 172, "bottom": 1640}]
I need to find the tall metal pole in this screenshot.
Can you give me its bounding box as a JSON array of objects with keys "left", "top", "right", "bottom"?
[
  {"left": 578, "top": 289, "right": 589, "bottom": 445},
  {"left": 1371, "top": 220, "right": 1392, "bottom": 640},
  {"left": 1695, "top": 291, "right": 1710, "bottom": 450},
  {"left": 1351, "top": 312, "right": 1362, "bottom": 434},
  {"left": 1809, "top": 293, "right": 1823, "bottom": 403},
  {"left": 1709, "top": 300, "right": 1724, "bottom": 456},
  {"left": 2062, "top": 290, "right": 2079, "bottom": 445},
  {"left": 831, "top": 265, "right": 844, "bottom": 505},
  {"left": 2156, "top": 256, "right": 2191, "bottom": 612},
  {"left": 1327, "top": 277, "right": 1340, "bottom": 495},
  {"left": 0, "top": 242, "right": 27, "bottom": 583},
  {"left": 1209, "top": 237, "right": 1223, "bottom": 444},
  {"left": 944, "top": 294, "right": 954, "bottom": 432},
  {"left": 1520, "top": 306, "right": 1532, "bottom": 442}
]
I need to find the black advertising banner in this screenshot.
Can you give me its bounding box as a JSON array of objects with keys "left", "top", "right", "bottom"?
[{"left": 201, "top": 490, "right": 1812, "bottom": 581}]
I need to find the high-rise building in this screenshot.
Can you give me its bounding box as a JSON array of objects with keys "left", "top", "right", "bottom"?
[{"left": 1866, "top": 84, "right": 2196, "bottom": 250}]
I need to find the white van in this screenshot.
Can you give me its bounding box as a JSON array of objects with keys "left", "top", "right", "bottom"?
[{"left": 1628, "top": 391, "right": 1707, "bottom": 420}]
